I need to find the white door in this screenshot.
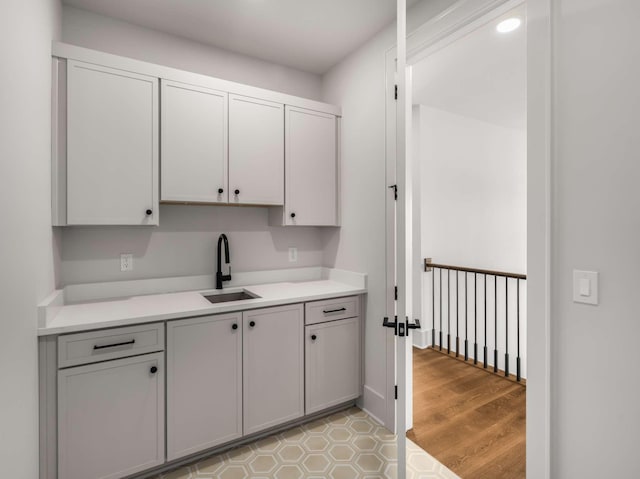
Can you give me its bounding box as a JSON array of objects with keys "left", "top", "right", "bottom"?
[
  {"left": 57, "top": 353, "right": 164, "bottom": 479},
  {"left": 161, "top": 81, "right": 228, "bottom": 203},
  {"left": 243, "top": 304, "right": 304, "bottom": 435},
  {"left": 66, "top": 60, "right": 158, "bottom": 225},
  {"left": 229, "top": 94, "right": 284, "bottom": 205},
  {"left": 305, "top": 317, "right": 360, "bottom": 414},
  {"left": 285, "top": 106, "right": 338, "bottom": 226},
  {"left": 166, "top": 313, "right": 242, "bottom": 461}
]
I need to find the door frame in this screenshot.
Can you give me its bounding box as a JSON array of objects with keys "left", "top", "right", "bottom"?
[{"left": 385, "top": 0, "right": 552, "bottom": 477}]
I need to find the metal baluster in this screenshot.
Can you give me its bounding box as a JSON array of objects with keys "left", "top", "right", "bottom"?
[
  {"left": 484, "top": 274, "right": 488, "bottom": 368},
  {"left": 432, "top": 268, "right": 435, "bottom": 348},
  {"left": 447, "top": 269, "right": 451, "bottom": 354},
  {"left": 494, "top": 275, "right": 498, "bottom": 373},
  {"left": 505, "top": 277, "right": 509, "bottom": 378},
  {"left": 517, "top": 279, "right": 521, "bottom": 382},
  {"left": 464, "top": 272, "right": 468, "bottom": 361},
  {"left": 439, "top": 268, "right": 443, "bottom": 351},
  {"left": 474, "top": 273, "right": 478, "bottom": 365},
  {"left": 456, "top": 271, "right": 460, "bottom": 358}
]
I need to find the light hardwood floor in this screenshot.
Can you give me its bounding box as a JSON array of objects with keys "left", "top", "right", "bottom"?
[{"left": 408, "top": 348, "right": 526, "bottom": 479}]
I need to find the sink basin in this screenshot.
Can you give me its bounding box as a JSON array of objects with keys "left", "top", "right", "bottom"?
[{"left": 202, "top": 291, "right": 260, "bottom": 304}]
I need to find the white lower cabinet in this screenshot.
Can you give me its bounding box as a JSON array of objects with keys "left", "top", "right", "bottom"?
[
  {"left": 57, "top": 353, "right": 165, "bottom": 479},
  {"left": 305, "top": 317, "right": 361, "bottom": 414},
  {"left": 243, "top": 304, "right": 304, "bottom": 435},
  {"left": 166, "top": 313, "right": 242, "bottom": 460}
]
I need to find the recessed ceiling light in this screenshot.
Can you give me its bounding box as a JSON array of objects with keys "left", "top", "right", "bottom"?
[{"left": 496, "top": 17, "right": 522, "bottom": 34}]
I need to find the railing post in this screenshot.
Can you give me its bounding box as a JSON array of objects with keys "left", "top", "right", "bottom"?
[
  {"left": 439, "top": 268, "right": 443, "bottom": 351},
  {"left": 456, "top": 271, "right": 459, "bottom": 358},
  {"left": 505, "top": 277, "right": 509, "bottom": 378},
  {"left": 494, "top": 275, "right": 498, "bottom": 373},
  {"left": 474, "top": 272, "right": 478, "bottom": 365},
  {"left": 517, "top": 278, "right": 521, "bottom": 382},
  {"left": 447, "top": 269, "right": 451, "bottom": 354},
  {"left": 464, "top": 272, "right": 468, "bottom": 361},
  {"left": 484, "top": 274, "right": 488, "bottom": 369},
  {"left": 432, "top": 268, "right": 435, "bottom": 348}
]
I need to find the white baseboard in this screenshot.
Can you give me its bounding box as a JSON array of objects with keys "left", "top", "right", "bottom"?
[
  {"left": 361, "top": 385, "right": 386, "bottom": 427},
  {"left": 412, "top": 329, "right": 429, "bottom": 349}
]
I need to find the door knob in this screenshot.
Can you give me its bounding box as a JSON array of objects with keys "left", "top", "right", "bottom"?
[
  {"left": 150, "top": 366, "right": 158, "bottom": 374},
  {"left": 249, "top": 321, "right": 256, "bottom": 328},
  {"left": 145, "top": 209, "right": 153, "bottom": 216},
  {"left": 218, "top": 188, "right": 224, "bottom": 194}
]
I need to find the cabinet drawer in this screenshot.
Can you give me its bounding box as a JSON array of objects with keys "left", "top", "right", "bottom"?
[
  {"left": 305, "top": 296, "right": 359, "bottom": 325},
  {"left": 58, "top": 323, "right": 165, "bottom": 368}
]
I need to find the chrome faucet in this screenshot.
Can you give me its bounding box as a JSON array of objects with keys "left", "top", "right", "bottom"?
[{"left": 216, "top": 233, "right": 232, "bottom": 289}]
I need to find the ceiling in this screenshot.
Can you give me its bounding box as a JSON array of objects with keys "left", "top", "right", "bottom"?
[
  {"left": 412, "top": 5, "right": 526, "bottom": 130},
  {"left": 62, "top": 0, "right": 417, "bottom": 74}
]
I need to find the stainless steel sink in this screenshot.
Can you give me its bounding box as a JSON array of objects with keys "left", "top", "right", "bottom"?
[{"left": 202, "top": 291, "right": 259, "bottom": 304}]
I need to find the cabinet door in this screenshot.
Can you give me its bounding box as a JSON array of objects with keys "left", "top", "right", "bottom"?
[
  {"left": 305, "top": 317, "right": 360, "bottom": 414},
  {"left": 166, "top": 313, "right": 242, "bottom": 460},
  {"left": 229, "top": 95, "right": 284, "bottom": 205},
  {"left": 285, "top": 106, "right": 338, "bottom": 226},
  {"left": 161, "top": 81, "right": 228, "bottom": 203},
  {"left": 243, "top": 304, "right": 303, "bottom": 435},
  {"left": 58, "top": 353, "right": 164, "bottom": 479},
  {"left": 66, "top": 60, "right": 159, "bottom": 225}
]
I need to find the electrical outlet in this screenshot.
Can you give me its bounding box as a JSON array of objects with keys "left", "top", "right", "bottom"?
[
  {"left": 288, "top": 247, "right": 298, "bottom": 262},
  {"left": 120, "top": 254, "right": 133, "bottom": 272}
]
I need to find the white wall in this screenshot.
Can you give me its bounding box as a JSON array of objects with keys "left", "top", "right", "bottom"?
[
  {"left": 321, "top": 0, "right": 457, "bottom": 425},
  {"left": 62, "top": 6, "right": 322, "bottom": 100},
  {"left": 0, "top": 0, "right": 61, "bottom": 476},
  {"left": 550, "top": 0, "right": 640, "bottom": 476},
  {"left": 60, "top": 205, "right": 324, "bottom": 284},
  {"left": 57, "top": 6, "right": 327, "bottom": 286},
  {"left": 419, "top": 106, "right": 526, "bottom": 274}
]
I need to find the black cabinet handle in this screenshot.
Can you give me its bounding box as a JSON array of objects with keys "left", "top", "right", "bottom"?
[
  {"left": 232, "top": 323, "right": 238, "bottom": 330},
  {"left": 234, "top": 189, "right": 240, "bottom": 195},
  {"left": 145, "top": 209, "right": 153, "bottom": 216},
  {"left": 218, "top": 188, "right": 224, "bottom": 194},
  {"left": 311, "top": 334, "right": 317, "bottom": 341},
  {"left": 150, "top": 366, "right": 158, "bottom": 374},
  {"left": 290, "top": 212, "right": 296, "bottom": 218},
  {"left": 93, "top": 339, "right": 135, "bottom": 350},
  {"left": 249, "top": 320, "right": 256, "bottom": 328},
  {"left": 323, "top": 307, "right": 346, "bottom": 314}
]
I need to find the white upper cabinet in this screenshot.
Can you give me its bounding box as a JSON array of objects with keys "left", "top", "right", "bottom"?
[
  {"left": 66, "top": 60, "right": 159, "bottom": 225},
  {"left": 229, "top": 94, "right": 284, "bottom": 205},
  {"left": 161, "top": 81, "right": 228, "bottom": 203},
  {"left": 270, "top": 106, "right": 339, "bottom": 226}
]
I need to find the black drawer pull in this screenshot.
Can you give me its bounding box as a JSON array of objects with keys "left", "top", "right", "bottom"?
[
  {"left": 93, "top": 339, "right": 136, "bottom": 350},
  {"left": 323, "top": 307, "right": 346, "bottom": 314}
]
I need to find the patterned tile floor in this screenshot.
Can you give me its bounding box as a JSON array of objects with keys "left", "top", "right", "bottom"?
[{"left": 153, "top": 408, "right": 459, "bottom": 479}]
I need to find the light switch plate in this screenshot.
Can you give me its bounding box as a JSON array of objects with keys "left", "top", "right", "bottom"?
[{"left": 573, "top": 270, "right": 598, "bottom": 305}]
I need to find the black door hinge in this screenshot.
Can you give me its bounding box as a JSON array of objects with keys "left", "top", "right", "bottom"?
[
  {"left": 394, "top": 84, "right": 398, "bottom": 100},
  {"left": 388, "top": 184, "right": 397, "bottom": 200},
  {"left": 395, "top": 385, "right": 398, "bottom": 400},
  {"left": 394, "top": 286, "right": 398, "bottom": 301}
]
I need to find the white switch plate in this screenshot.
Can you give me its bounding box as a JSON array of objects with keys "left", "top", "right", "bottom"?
[
  {"left": 573, "top": 270, "right": 598, "bottom": 305},
  {"left": 288, "top": 247, "right": 298, "bottom": 262},
  {"left": 120, "top": 254, "right": 133, "bottom": 272}
]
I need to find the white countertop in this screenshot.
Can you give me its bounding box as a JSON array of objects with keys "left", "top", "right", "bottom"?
[{"left": 38, "top": 269, "right": 367, "bottom": 336}]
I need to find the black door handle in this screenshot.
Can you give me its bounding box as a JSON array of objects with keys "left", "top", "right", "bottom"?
[
  {"left": 311, "top": 334, "right": 317, "bottom": 341},
  {"left": 218, "top": 188, "right": 224, "bottom": 194},
  {"left": 232, "top": 323, "right": 238, "bottom": 330},
  {"left": 249, "top": 321, "right": 256, "bottom": 328},
  {"left": 150, "top": 366, "right": 158, "bottom": 374}
]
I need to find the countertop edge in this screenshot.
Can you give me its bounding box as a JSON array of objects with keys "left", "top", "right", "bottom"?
[{"left": 38, "top": 286, "right": 367, "bottom": 337}]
